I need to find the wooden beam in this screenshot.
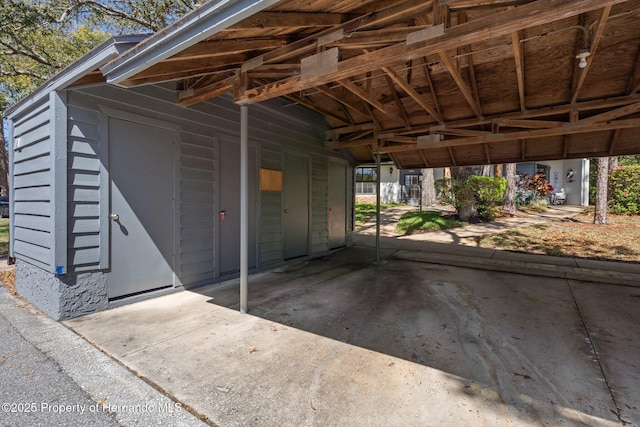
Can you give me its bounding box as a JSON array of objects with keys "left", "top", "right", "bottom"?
[
  {"left": 384, "top": 75, "right": 411, "bottom": 128},
  {"left": 241, "top": 0, "right": 433, "bottom": 71},
  {"left": 448, "top": 147, "right": 457, "bottom": 166},
  {"left": 238, "top": 0, "right": 625, "bottom": 104},
  {"left": 608, "top": 129, "right": 621, "bottom": 156},
  {"left": 627, "top": 46, "right": 640, "bottom": 94},
  {"left": 314, "top": 85, "right": 370, "bottom": 118},
  {"left": 439, "top": 50, "right": 482, "bottom": 118},
  {"left": 571, "top": 6, "right": 612, "bottom": 104},
  {"left": 178, "top": 73, "right": 238, "bottom": 106},
  {"left": 562, "top": 135, "right": 570, "bottom": 158},
  {"left": 377, "top": 117, "right": 640, "bottom": 153},
  {"left": 382, "top": 66, "right": 443, "bottom": 123},
  {"left": 283, "top": 93, "right": 351, "bottom": 125},
  {"left": 495, "top": 118, "right": 566, "bottom": 129},
  {"left": 168, "top": 39, "right": 289, "bottom": 61},
  {"left": 484, "top": 144, "right": 491, "bottom": 164},
  {"left": 227, "top": 12, "right": 354, "bottom": 30},
  {"left": 511, "top": 30, "right": 525, "bottom": 111},
  {"left": 325, "top": 139, "right": 378, "bottom": 150},
  {"left": 521, "top": 139, "right": 526, "bottom": 161},
  {"left": 421, "top": 57, "right": 443, "bottom": 119},
  {"left": 339, "top": 78, "right": 392, "bottom": 116},
  {"left": 578, "top": 102, "right": 640, "bottom": 125},
  {"left": 418, "top": 150, "right": 430, "bottom": 167}
]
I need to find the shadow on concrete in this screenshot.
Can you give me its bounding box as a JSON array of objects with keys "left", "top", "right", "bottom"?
[{"left": 204, "top": 244, "right": 625, "bottom": 425}]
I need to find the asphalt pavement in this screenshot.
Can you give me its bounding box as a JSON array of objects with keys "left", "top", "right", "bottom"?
[{"left": 0, "top": 287, "right": 208, "bottom": 427}]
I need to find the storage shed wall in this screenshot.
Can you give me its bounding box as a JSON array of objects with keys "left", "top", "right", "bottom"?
[{"left": 64, "top": 83, "right": 349, "bottom": 286}]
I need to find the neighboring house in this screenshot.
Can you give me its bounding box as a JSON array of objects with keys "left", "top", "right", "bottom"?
[
  {"left": 6, "top": 36, "right": 351, "bottom": 320},
  {"left": 356, "top": 161, "right": 589, "bottom": 207}
]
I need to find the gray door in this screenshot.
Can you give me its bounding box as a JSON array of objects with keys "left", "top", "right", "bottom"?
[
  {"left": 108, "top": 117, "right": 175, "bottom": 299},
  {"left": 328, "top": 161, "right": 347, "bottom": 249},
  {"left": 284, "top": 153, "right": 309, "bottom": 259},
  {"left": 219, "top": 140, "right": 257, "bottom": 275}
]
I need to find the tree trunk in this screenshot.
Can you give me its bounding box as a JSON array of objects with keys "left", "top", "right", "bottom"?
[
  {"left": 608, "top": 156, "right": 618, "bottom": 172},
  {"left": 482, "top": 164, "right": 491, "bottom": 176},
  {"left": 451, "top": 165, "right": 482, "bottom": 222},
  {"left": 594, "top": 157, "right": 608, "bottom": 225},
  {"left": 420, "top": 168, "right": 436, "bottom": 207},
  {"left": 494, "top": 164, "right": 503, "bottom": 178},
  {"left": 503, "top": 163, "right": 517, "bottom": 215},
  {"left": 0, "top": 131, "right": 8, "bottom": 196}
]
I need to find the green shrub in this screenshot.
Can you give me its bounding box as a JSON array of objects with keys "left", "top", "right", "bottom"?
[
  {"left": 435, "top": 176, "right": 506, "bottom": 221},
  {"left": 468, "top": 176, "right": 507, "bottom": 221},
  {"left": 608, "top": 166, "right": 640, "bottom": 215}
]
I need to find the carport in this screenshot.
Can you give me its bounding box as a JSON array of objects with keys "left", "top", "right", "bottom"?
[{"left": 98, "top": 0, "right": 640, "bottom": 311}]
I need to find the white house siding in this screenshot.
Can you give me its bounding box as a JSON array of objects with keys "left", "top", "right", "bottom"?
[
  {"left": 65, "top": 83, "right": 346, "bottom": 288},
  {"left": 10, "top": 97, "right": 54, "bottom": 271}
]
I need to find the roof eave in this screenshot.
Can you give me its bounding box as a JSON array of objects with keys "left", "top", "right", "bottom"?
[
  {"left": 5, "top": 35, "right": 148, "bottom": 117},
  {"left": 101, "top": 0, "right": 280, "bottom": 86}
]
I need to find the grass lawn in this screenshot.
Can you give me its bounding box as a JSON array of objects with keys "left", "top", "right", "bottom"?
[
  {"left": 479, "top": 212, "right": 640, "bottom": 262},
  {"left": 0, "top": 218, "right": 8, "bottom": 255},
  {"left": 355, "top": 203, "right": 400, "bottom": 226},
  {"left": 396, "top": 210, "right": 467, "bottom": 235}
]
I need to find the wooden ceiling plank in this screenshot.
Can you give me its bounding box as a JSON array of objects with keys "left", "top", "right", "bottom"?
[
  {"left": 239, "top": 0, "right": 624, "bottom": 104},
  {"left": 511, "top": 30, "right": 526, "bottom": 112},
  {"left": 383, "top": 66, "right": 443, "bottom": 123},
  {"left": 562, "top": 134, "right": 569, "bottom": 158},
  {"left": 438, "top": 50, "right": 482, "bottom": 118},
  {"left": 484, "top": 144, "right": 492, "bottom": 164},
  {"left": 571, "top": 5, "right": 612, "bottom": 104},
  {"left": 521, "top": 139, "right": 526, "bottom": 161}
]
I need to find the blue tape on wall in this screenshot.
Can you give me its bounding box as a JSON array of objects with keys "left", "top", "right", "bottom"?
[{"left": 55, "top": 266, "right": 65, "bottom": 275}]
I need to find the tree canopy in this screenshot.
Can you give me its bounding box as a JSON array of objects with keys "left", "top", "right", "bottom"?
[{"left": 1, "top": 0, "right": 203, "bottom": 113}]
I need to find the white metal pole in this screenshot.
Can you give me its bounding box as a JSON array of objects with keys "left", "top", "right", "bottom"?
[
  {"left": 240, "top": 104, "right": 249, "bottom": 313},
  {"left": 376, "top": 153, "right": 381, "bottom": 262}
]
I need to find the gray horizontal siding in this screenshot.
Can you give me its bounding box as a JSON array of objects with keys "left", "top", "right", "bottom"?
[
  {"left": 67, "top": 83, "right": 341, "bottom": 283},
  {"left": 11, "top": 97, "right": 53, "bottom": 270},
  {"left": 66, "top": 104, "right": 101, "bottom": 273}
]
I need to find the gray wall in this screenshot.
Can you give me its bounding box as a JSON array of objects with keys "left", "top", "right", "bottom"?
[{"left": 65, "top": 83, "right": 349, "bottom": 288}]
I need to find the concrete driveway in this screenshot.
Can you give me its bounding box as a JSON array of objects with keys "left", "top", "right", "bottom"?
[{"left": 64, "top": 245, "right": 639, "bottom": 427}]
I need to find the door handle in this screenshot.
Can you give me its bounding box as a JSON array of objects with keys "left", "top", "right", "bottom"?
[
  {"left": 110, "top": 213, "right": 120, "bottom": 221},
  {"left": 284, "top": 209, "right": 290, "bottom": 214}
]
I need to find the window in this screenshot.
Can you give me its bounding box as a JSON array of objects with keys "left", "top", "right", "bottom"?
[{"left": 355, "top": 167, "right": 377, "bottom": 194}]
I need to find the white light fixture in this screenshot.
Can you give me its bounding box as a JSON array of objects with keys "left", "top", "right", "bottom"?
[{"left": 576, "top": 50, "right": 591, "bottom": 69}]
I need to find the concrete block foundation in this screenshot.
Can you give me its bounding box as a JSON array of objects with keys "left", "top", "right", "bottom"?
[{"left": 16, "top": 260, "right": 107, "bottom": 320}]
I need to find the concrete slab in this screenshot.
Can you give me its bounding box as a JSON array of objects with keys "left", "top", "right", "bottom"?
[{"left": 64, "top": 247, "right": 635, "bottom": 426}]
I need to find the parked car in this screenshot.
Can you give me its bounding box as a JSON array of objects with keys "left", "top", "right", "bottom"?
[{"left": 0, "top": 196, "right": 8, "bottom": 218}]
